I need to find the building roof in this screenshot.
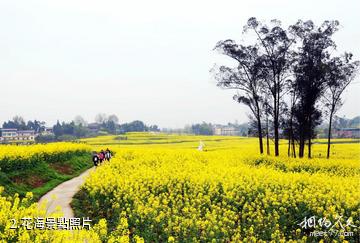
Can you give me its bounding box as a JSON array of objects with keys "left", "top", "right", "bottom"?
[
  {"left": 17, "top": 130, "right": 35, "bottom": 133},
  {"left": 88, "top": 123, "right": 101, "bottom": 129},
  {"left": 0, "top": 129, "right": 35, "bottom": 133},
  {"left": 0, "top": 128, "right": 17, "bottom": 131}
]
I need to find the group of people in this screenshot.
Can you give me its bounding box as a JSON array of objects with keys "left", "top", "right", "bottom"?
[{"left": 92, "top": 148, "right": 112, "bottom": 166}]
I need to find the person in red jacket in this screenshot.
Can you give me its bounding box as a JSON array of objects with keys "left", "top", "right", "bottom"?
[{"left": 98, "top": 150, "right": 105, "bottom": 163}]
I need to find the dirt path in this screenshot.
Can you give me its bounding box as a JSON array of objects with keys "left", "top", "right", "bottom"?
[{"left": 38, "top": 167, "right": 95, "bottom": 218}]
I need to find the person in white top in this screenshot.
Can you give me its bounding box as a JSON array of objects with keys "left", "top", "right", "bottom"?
[{"left": 198, "top": 140, "right": 205, "bottom": 151}]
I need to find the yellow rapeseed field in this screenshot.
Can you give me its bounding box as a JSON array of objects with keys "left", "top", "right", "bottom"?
[
  {"left": 0, "top": 142, "right": 91, "bottom": 172},
  {"left": 78, "top": 133, "right": 360, "bottom": 242},
  {"left": 0, "top": 133, "right": 359, "bottom": 242}
]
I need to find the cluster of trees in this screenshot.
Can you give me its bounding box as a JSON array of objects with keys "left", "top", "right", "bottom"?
[
  {"left": 52, "top": 121, "right": 90, "bottom": 141},
  {"left": 2, "top": 116, "right": 46, "bottom": 133},
  {"left": 119, "top": 120, "right": 159, "bottom": 133},
  {"left": 190, "top": 122, "right": 214, "bottom": 135},
  {"left": 213, "top": 18, "right": 359, "bottom": 158},
  {"left": 92, "top": 114, "right": 159, "bottom": 133}
]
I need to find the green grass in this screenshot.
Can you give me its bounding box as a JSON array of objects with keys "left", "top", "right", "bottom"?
[{"left": 0, "top": 153, "right": 92, "bottom": 200}]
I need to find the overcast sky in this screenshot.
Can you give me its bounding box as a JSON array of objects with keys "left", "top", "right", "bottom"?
[{"left": 0, "top": 0, "right": 359, "bottom": 128}]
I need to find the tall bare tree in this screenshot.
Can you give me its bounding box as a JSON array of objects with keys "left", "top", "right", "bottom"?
[
  {"left": 292, "top": 20, "right": 339, "bottom": 158},
  {"left": 108, "top": 114, "right": 120, "bottom": 124},
  {"left": 213, "top": 41, "right": 266, "bottom": 154},
  {"left": 323, "top": 53, "right": 359, "bottom": 158},
  {"left": 95, "top": 113, "right": 108, "bottom": 124},
  {"left": 244, "top": 17, "right": 294, "bottom": 156},
  {"left": 74, "top": 115, "right": 87, "bottom": 126}
]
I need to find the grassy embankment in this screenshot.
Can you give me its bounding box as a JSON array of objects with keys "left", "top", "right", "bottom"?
[{"left": 0, "top": 143, "right": 92, "bottom": 200}]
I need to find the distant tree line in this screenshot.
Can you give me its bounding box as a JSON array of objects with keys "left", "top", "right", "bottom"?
[
  {"left": 213, "top": 17, "right": 359, "bottom": 158},
  {"left": 161, "top": 122, "right": 250, "bottom": 136},
  {"left": 1, "top": 114, "right": 160, "bottom": 143},
  {"left": 51, "top": 115, "right": 160, "bottom": 141}
]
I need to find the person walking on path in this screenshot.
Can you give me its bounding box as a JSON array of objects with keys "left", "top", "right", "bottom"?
[
  {"left": 105, "top": 148, "right": 112, "bottom": 161},
  {"left": 92, "top": 151, "right": 99, "bottom": 166},
  {"left": 98, "top": 150, "right": 105, "bottom": 164}
]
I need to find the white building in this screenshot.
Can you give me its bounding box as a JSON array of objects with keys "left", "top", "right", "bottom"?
[
  {"left": 41, "top": 127, "right": 54, "bottom": 136},
  {"left": 213, "top": 125, "right": 241, "bottom": 136},
  {"left": 17, "top": 130, "right": 35, "bottom": 141},
  {"left": 0, "top": 128, "right": 18, "bottom": 141},
  {"left": 0, "top": 128, "right": 35, "bottom": 143}
]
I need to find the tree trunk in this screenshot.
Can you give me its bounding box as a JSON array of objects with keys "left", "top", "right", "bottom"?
[
  {"left": 255, "top": 100, "right": 264, "bottom": 154},
  {"left": 273, "top": 94, "right": 279, "bottom": 156},
  {"left": 289, "top": 99, "right": 296, "bottom": 158},
  {"left": 266, "top": 116, "right": 270, "bottom": 155},
  {"left": 292, "top": 137, "right": 296, "bottom": 158},
  {"left": 287, "top": 136, "right": 291, "bottom": 157},
  {"left": 298, "top": 135, "right": 304, "bottom": 158},
  {"left": 327, "top": 108, "right": 334, "bottom": 159},
  {"left": 257, "top": 116, "right": 264, "bottom": 154},
  {"left": 274, "top": 120, "right": 279, "bottom": 156},
  {"left": 308, "top": 115, "right": 312, "bottom": 158},
  {"left": 288, "top": 112, "right": 294, "bottom": 157}
]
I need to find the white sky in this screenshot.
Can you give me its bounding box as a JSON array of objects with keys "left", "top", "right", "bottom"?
[{"left": 0, "top": 0, "right": 359, "bottom": 128}]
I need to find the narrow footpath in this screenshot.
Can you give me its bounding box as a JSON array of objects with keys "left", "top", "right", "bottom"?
[{"left": 38, "top": 167, "right": 95, "bottom": 218}]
